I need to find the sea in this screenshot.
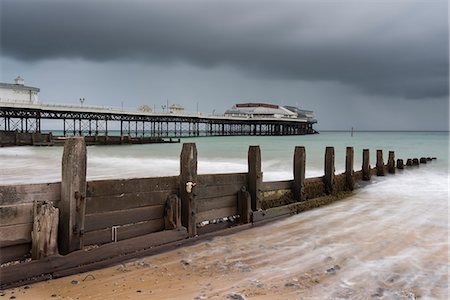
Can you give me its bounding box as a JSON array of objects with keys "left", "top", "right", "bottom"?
[{"left": 0, "top": 131, "right": 448, "bottom": 298}]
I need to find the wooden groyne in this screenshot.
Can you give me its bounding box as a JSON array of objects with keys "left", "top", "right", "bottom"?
[
  {"left": 0, "top": 130, "right": 179, "bottom": 147},
  {"left": 0, "top": 139, "right": 435, "bottom": 288}
]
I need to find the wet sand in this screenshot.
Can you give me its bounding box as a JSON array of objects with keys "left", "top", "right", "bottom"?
[{"left": 2, "top": 171, "right": 448, "bottom": 299}]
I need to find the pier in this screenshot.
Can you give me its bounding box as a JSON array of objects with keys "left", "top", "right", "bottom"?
[{"left": 0, "top": 102, "right": 316, "bottom": 147}]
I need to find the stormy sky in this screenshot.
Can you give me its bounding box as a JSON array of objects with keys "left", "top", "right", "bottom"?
[{"left": 1, "top": 0, "right": 449, "bottom": 130}]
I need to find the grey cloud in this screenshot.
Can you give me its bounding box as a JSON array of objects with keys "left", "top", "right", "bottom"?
[{"left": 1, "top": 0, "right": 448, "bottom": 99}]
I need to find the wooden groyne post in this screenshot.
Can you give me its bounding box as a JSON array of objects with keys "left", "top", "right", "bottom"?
[
  {"left": 293, "top": 146, "right": 306, "bottom": 201},
  {"left": 376, "top": 149, "right": 385, "bottom": 176},
  {"left": 248, "top": 146, "right": 262, "bottom": 210},
  {"left": 180, "top": 143, "right": 198, "bottom": 237},
  {"left": 59, "top": 137, "right": 87, "bottom": 255},
  {"left": 388, "top": 151, "right": 396, "bottom": 174},
  {"left": 362, "top": 149, "right": 371, "bottom": 181},
  {"left": 324, "top": 147, "right": 335, "bottom": 194},
  {"left": 345, "top": 147, "right": 354, "bottom": 191}
]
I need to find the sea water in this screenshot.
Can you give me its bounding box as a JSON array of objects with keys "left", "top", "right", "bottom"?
[{"left": 0, "top": 131, "right": 448, "bottom": 298}]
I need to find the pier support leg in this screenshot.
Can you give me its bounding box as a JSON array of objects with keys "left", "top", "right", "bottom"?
[
  {"left": 180, "top": 143, "right": 198, "bottom": 237},
  {"left": 324, "top": 147, "right": 335, "bottom": 194},
  {"left": 59, "top": 137, "right": 86, "bottom": 255},
  {"left": 248, "top": 146, "right": 262, "bottom": 211},
  {"left": 362, "top": 149, "right": 371, "bottom": 181},
  {"left": 293, "top": 146, "right": 306, "bottom": 201},
  {"left": 345, "top": 146, "right": 354, "bottom": 191}
]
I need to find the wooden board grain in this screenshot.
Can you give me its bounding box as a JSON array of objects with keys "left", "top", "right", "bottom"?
[
  {"left": 86, "top": 176, "right": 179, "bottom": 198},
  {"left": 85, "top": 190, "right": 176, "bottom": 214},
  {"left": 83, "top": 218, "right": 165, "bottom": 246},
  {"left": 197, "top": 173, "right": 247, "bottom": 186},
  {"left": 0, "top": 182, "right": 61, "bottom": 205},
  {"left": 84, "top": 205, "right": 164, "bottom": 232},
  {"left": 196, "top": 195, "right": 237, "bottom": 212},
  {"left": 196, "top": 184, "right": 242, "bottom": 200},
  {"left": 261, "top": 180, "right": 293, "bottom": 192},
  {"left": 0, "top": 223, "right": 32, "bottom": 246}
]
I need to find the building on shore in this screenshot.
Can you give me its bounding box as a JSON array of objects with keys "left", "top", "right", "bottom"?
[
  {"left": 0, "top": 77, "right": 40, "bottom": 104},
  {"left": 224, "top": 102, "right": 315, "bottom": 122},
  {"left": 169, "top": 104, "right": 185, "bottom": 114}
]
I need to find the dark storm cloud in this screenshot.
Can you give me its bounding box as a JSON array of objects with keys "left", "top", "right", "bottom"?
[{"left": 1, "top": 0, "right": 448, "bottom": 99}]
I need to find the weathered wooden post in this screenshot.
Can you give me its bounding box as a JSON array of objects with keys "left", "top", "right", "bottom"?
[
  {"left": 362, "top": 149, "right": 371, "bottom": 181},
  {"left": 248, "top": 146, "right": 262, "bottom": 211},
  {"left": 376, "top": 150, "right": 385, "bottom": 176},
  {"left": 237, "top": 186, "right": 252, "bottom": 224},
  {"left": 180, "top": 143, "right": 198, "bottom": 237},
  {"left": 406, "top": 158, "right": 413, "bottom": 166},
  {"left": 324, "top": 147, "right": 335, "bottom": 194},
  {"left": 388, "top": 151, "right": 395, "bottom": 174},
  {"left": 413, "top": 158, "right": 420, "bottom": 166},
  {"left": 419, "top": 157, "right": 427, "bottom": 164},
  {"left": 31, "top": 202, "right": 59, "bottom": 260},
  {"left": 345, "top": 147, "right": 354, "bottom": 191},
  {"left": 397, "top": 159, "right": 404, "bottom": 169},
  {"left": 293, "top": 146, "right": 306, "bottom": 201},
  {"left": 59, "top": 137, "right": 87, "bottom": 255},
  {"left": 164, "top": 194, "right": 181, "bottom": 230}
]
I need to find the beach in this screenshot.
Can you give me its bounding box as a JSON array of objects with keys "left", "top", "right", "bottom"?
[{"left": 0, "top": 132, "right": 448, "bottom": 299}]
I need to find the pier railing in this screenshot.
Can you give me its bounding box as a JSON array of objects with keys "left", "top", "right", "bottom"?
[{"left": 0, "top": 139, "right": 435, "bottom": 288}]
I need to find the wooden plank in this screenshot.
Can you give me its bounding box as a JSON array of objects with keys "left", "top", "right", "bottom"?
[
  {"left": 84, "top": 205, "right": 164, "bottom": 232},
  {"left": 345, "top": 147, "right": 354, "bottom": 191},
  {"left": 293, "top": 146, "right": 306, "bottom": 201},
  {"left": 164, "top": 195, "right": 181, "bottom": 230},
  {"left": 196, "top": 184, "right": 242, "bottom": 200},
  {"left": 0, "top": 223, "right": 32, "bottom": 245},
  {"left": 31, "top": 203, "right": 59, "bottom": 259},
  {"left": 0, "top": 243, "right": 31, "bottom": 264},
  {"left": 85, "top": 190, "right": 176, "bottom": 214},
  {"left": 248, "top": 146, "right": 262, "bottom": 211},
  {"left": 324, "top": 147, "right": 335, "bottom": 194},
  {"left": 196, "top": 195, "right": 237, "bottom": 212},
  {"left": 196, "top": 206, "right": 238, "bottom": 222},
  {"left": 86, "top": 176, "right": 178, "bottom": 198},
  {"left": 0, "top": 203, "right": 33, "bottom": 226},
  {"left": 0, "top": 182, "right": 61, "bottom": 205},
  {"left": 362, "top": 149, "right": 371, "bottom": 180},
  {"left": 237, "top": 188, "right": 251, "bottom": 224},
  {"left": 376, "top": 149, "right": 385, "bottom": 176},
  {"left": 0, "top": 228, "right": 188, "bottom": 288},
  {"left": 179, "top": 143, "right": 198, "bottom": 237},
  {"left": 388, "top": 151, "right": 396, "bottom": 174},
  {"left": 197, "top": 173, "right": 247, "bottom": 186},
  {"left": 83, "top": 218, "right": 165, "bottom": 246},
  {"left": 60, "top": 137, "right": 86, "bottom": 255},
  {"left": 261, "top": 180, "right": 293, "bottom": 192}
]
